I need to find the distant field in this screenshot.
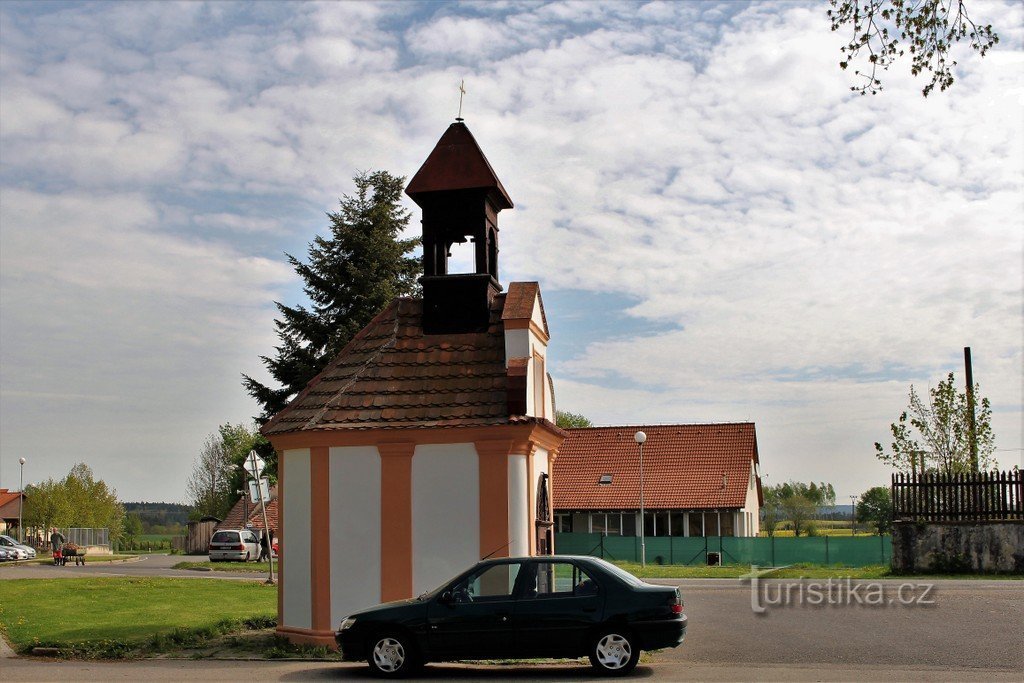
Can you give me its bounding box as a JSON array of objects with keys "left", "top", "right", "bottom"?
[{"left": 762, "top": 519, "right": 876, "bottom": 537}]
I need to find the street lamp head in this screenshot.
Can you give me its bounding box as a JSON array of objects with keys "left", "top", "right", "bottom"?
[
  {"left": 19, "top": 457, "right": 26, "bottom": 465},
  {"left": 634, "top": 431, "right": 646, "bottom": 445}
]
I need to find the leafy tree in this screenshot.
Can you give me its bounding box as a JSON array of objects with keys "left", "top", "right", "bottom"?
[
  {"left": 22, "top": 463, "right": 126, "bottom": 541},
  {"left": 244, "top": 170, "right": 421, "bottom": 475},
  {"left": 123, "top": 513, "right": 143, "bottom": 546},
  {"left": 186, "top": 432, "right": 234, "bottom": 520},
  {"left": 556, "top": 411, "right": 593, "bottom": 429},
  {"left": 186, "top": 423, "right": 267, "bottom": 520},
  {"left": 874, "top": 372, "right": 995, "bottom": 474},
  {"left": 219, "top": 423, "right": 270, "bottom": 507},
  {"left": 761, "top": 486, "right": 783, "bottom": 537},
  {"left": 856, "top": 486, "right": 894, "bottom": 535},
  {"left": 828, "top": 0, "right": 999, "bottom": 96},
  {"left": 763, "top": 481, "right": 836, "bottom": 537}
]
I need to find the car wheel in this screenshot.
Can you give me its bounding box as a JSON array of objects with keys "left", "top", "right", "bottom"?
[
  {"left": 589, "top": 629, "right": 639, "bottom": 676},
  {"left": 367, "top": 633, "right": 420, "bottom": 678}
]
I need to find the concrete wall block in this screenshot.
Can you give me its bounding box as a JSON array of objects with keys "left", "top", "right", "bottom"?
[{"left": 892, "top": 521, "right": 1024, "bottom": 573}]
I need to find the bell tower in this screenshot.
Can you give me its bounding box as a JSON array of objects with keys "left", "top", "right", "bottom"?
[{"left": 406, "top": 121, "right": 513, "bottom": 334}]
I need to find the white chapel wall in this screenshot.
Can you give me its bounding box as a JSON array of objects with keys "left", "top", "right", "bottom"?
[
  {"left": 411, "top": 443, "right": 479, "bottom": 594},
  {"left": 282, "top": 448, "right": 312, "bottom": 630},
  {"left": 328, "top": 446, "right": 381, "bottom": 627},
  {"left": 508, "top": 453, "right": 529, "bottom": 557}
]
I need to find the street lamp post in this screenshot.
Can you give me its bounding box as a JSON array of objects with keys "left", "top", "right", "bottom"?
[
  {"left": 635, "top": 431, "right": 647, "bottom": 568},
  {"left": 849, "top": 495, "right": 858, "bottom": 536},
  {"left": 18, "top": 458, "right": 26, "bottom": 544}
]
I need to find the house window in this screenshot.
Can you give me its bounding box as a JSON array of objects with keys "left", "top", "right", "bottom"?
[
  {"left": 705, "top": 512, "right": 720, "bottom": 536},
  {"left": 555, "top": 514, "right": 572, "bottom": 533},
  {"left": 670, "top": 512, "right": 687, "bottom": 536},
  {"left": 621, "top": 513, "right": 636, "bottom": 537},
  {"left": 572, "top": 512, "right": 590, "bottom": 533},
  {"left": 598, "top": 474, "right": 613, "bottom": 485},
  {"left": 591, "top": 513, "right": 607, "bottom": 535},
  {"left": 606, "top": 512, "right": 621, "bottom": 536},
  {"left": 720, "top": 512, "right": 735, "bottom": 537},
  {"left": 654, "top": 512, "right": 670, "bottom": 537},
  {"left": 688, "top": 511, "right": 704, "bottom": 537}
]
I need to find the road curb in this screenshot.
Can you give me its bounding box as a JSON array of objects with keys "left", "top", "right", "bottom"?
[{"left": 0, "top": 631, "right": 17, "bottom": 659}]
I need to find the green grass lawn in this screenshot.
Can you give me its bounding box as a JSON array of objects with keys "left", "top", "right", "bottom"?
[
  {"left": 0, "top": 577, "right": 276, "bottom": 654},
  {"left": 612, "top": 561, "right": 892, "bottom": 579},
  {"left": 613, "top": 561, "right": 1022, "bottom": 580},
  {"left": 173, "top": 560, "right": 277, "bottom": 573}
]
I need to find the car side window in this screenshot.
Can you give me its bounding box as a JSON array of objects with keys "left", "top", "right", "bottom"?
[
  {"left": 526, "top": 562, "right": 598, "bottom": 599},
  {"left": 452, "top": 563, "right": 522, "bottom": 603}
]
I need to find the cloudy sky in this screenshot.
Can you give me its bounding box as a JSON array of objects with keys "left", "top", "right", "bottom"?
[{"left": 1, "top": 1, "right": 1021, "bottom": 504}]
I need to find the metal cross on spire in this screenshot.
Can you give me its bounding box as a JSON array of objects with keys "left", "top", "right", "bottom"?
[{"left": 456, "top": 79, "right": 466, "bottom": 122}]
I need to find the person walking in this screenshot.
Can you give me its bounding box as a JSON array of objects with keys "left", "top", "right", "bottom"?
[
  {"left": 258, "top": 529, "right": 270, "bottom": 562},
  {"left": 49, "top": 527, "right": 65, "bottom": 553}
]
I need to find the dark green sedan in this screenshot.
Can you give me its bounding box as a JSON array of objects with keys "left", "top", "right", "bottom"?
[{"left": 336, "top": 555, "right": 687, "bottom": 677}]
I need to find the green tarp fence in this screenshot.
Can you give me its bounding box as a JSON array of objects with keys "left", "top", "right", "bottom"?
[{"left": 554, "top": 533, "right": 891, "bottom": 567}]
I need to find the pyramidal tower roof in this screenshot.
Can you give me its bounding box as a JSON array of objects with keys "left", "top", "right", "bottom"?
[{"left": 405, "top": 121, "right": 513, "bottom": 210}]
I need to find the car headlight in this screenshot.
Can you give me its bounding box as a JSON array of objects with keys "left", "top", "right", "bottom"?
[{"left": 339, "top": 617, "right": 357, "bottom": 631}]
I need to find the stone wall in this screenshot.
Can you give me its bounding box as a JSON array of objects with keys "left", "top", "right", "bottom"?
[{"left": 892, "top": 520, "right": 1024, "bottom": 573}]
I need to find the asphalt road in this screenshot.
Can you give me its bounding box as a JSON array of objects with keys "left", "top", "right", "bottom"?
[
  {"left": 0, "top": 552, "right": 267, "bottom": 580},
  {"left": 2, "top": 561, "right": 1022, "bottom": 681}
]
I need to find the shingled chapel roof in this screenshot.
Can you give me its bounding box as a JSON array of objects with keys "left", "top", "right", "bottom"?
[
  {"left": 262, "top": 284, "right": 549, "bottom": 436},
  {"left": 406, "top": 121, "right": 513, "bottom": 209}
]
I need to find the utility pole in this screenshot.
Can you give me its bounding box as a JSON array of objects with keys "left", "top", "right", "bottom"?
[{"left": 964, "top": 347, "right": 978, "bottom": 473}]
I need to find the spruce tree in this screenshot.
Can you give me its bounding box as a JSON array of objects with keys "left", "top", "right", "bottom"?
[{"left": 244, "top": 171, "right": 421, "bottom": 438}]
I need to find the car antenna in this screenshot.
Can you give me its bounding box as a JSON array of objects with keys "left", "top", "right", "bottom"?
[{"left": 480, "top": 539, "right": 513, "bottom": 560}]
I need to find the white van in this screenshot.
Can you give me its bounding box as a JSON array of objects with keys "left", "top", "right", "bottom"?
[{"left": 208, "top": 529, "right": 260, "bottom": 562}]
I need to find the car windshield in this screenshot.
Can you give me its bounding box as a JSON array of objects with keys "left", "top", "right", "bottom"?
[
  {"left": 211, "top": 531, "right": 239, "bottom": 543},
  {"left": 589, "top": 557, "right": 644, "bottom": 586}
]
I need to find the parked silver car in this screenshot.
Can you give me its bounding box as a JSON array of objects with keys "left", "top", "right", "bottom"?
[
  {"left": 209, "top": 529, "right": 261, "bottom": 562},
  {"left": 0, "top": 535, "right": 35, "bottom": 560}
]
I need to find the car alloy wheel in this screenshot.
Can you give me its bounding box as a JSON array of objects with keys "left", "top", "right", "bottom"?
[
  {"left": 590, "top": 630, "right": 639, "bottom": 675},
  {"left": 368, "top": 634, "right": 418, "bottom": 677}
]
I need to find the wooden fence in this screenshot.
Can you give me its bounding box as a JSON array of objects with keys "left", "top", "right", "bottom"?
[{"left": 892, "top": 470, "right": 1024, "bottom": 522}]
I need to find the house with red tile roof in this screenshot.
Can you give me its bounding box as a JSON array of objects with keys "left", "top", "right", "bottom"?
[
  {"left": 0, "top": 488, "right": 26, "bottom": 537},
  {"left": 552, "top": 423, "right": 763, "bottom": 537},
  {"left": 217, "top": 487, "right": 278, "bottom": 537},
  {"left": 262, "top": 121, "right": 564, "bottom": 647}
]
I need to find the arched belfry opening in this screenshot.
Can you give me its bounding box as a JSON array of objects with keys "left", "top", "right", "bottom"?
[{"left": 406, "top": 121, "right": 512, "bottom": 335}]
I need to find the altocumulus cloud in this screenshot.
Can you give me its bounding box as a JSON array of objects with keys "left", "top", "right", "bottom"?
[{"left": 0, "top": 0, "right": 1020, "bottom": 500}]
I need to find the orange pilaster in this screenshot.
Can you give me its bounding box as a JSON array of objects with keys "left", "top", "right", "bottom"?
[
  {"left": 379, "top": 442, "right": 415, "bottom": 601},
  {"left": 476, "top": 439, "right": 513, "bottom": 559}
]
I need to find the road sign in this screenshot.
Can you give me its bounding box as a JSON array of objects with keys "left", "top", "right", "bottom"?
[
  {"left": 244, "top": 451, "right": 265, "bottom": 477},
  {"left": 249, "top": 477, "right": 270, "bottom": 504}
]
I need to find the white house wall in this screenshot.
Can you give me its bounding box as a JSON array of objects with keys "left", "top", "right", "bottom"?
[
  {"left": 412, "top": 443, "right": 480, "bottom": 595},
  {"left": 282, "top": 448, "right": 312, "bottom": 630},
  {"left": 328, "top": 446, "right": 381, "bottom": 629},
  {"left": 744, "top": 462, "right": 761, "bottom": 536}
]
